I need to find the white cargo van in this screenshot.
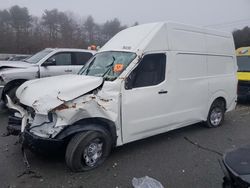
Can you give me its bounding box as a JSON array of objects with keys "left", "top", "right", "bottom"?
[{"left": 7, "top": 22, "right": 237, "bottom": 172}]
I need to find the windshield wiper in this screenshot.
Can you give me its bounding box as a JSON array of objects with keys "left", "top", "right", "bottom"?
[
  {"left": 85, "top": 58, "right": 95, "bottom": 75},
  {"left": 102, "top": 56, "right": 116, "bottom": 78}
]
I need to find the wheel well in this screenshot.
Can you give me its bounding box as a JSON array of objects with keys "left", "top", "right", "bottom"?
[
  {"left": 213, "top": 97, "right": 227, "bottom": 110},
  {"left": 2, "top": 79, "right": 27, "bottom": 99},
  {"left": 55, "top": 118, "right": 117, "bottom": 147}
]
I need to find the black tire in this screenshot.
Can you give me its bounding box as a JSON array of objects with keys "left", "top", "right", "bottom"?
[
  {"left": 3, "top": 85, "right": 19, "bottom": 104},
  {"left": 205, "top": 99, "right": 226, "bottom": 128},
  {"left": 65, "top": 130, "right": 112, "bottom": 172},
  {"left": 222, "top": 177, "right": 234, "bottom": 188}
]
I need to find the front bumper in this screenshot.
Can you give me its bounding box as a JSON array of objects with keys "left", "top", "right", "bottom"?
[
  {"left": 8, "top": 111, "right": 67, "bottom": 153},
  {"left": 22, "top": 129, "right": 66, "bottom": 154}
]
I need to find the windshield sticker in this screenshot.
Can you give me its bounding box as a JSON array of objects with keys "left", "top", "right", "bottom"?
[{"left": 113, "top": 64, "right": 124, "bottom": 73}]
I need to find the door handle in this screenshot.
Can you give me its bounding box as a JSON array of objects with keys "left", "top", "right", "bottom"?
[
  {"left": 158, "top": 90, "right": 168, "bottom": 94},
  {"left": 64, "top": 69, "right": 72, "bottom": 73}
]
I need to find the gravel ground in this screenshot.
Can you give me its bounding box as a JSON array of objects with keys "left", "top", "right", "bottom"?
[{"left": 0, "top": 104, "right": 250, "bottom": 188}]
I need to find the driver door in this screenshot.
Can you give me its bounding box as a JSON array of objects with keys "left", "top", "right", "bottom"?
[
  {"left": 39, "top": 52, "right": 76, "bottom": 77},
  {"left": 121, "top": 53, "right": 173, "bottom": 143}
]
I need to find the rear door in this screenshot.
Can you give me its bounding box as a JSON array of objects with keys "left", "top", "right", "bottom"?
[
  {"left": 71, "top": 52, "right": 94, "bottom": 73},
  {"left": 174, "top": 53, "right": 208, "bottom": 121}
]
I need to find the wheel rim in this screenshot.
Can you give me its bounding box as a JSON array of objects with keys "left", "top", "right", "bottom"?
[
  {"left": 82, "top": 139, "right": 103, "bottom": 167},
  {"left": 210, "top": 107, "right": 223, "bottom": 126}
]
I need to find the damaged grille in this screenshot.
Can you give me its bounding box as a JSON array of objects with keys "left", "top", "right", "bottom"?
[{"left": 20, "top": 103, "right": 36, "bottom": 118}]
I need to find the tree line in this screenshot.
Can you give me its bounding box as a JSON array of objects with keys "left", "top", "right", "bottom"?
[
  {"left": 233, "top": 26, "right": 250, "bottom": 49},
  {"left": 0, "top": 5, "right": 249, "bottom": 54},
  {"left": 0, "top": 5, "right": 137, "bottom": 54}
]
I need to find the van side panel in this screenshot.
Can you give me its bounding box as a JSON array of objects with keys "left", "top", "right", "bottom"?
[
  {"left": 205, "top": 33, "right": 235, "bottom": 55},
  {"left": 174, "top": 53, "right": 208, "bottom": 122},
  {"left": 167, "top": 26, "right": 206, "bottom": 53},
  {"left": 119, "top": 22, "right": 237, "bottom": 145},
  {"left": 207, "top": 55, "right": 237, "bottom": 112}
]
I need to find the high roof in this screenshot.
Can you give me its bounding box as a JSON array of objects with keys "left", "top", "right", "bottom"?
[
  {"left": 100, "top": 22, "right": 168, "bottom": 53},
  {"left": 100, "top": 22, "right": 234, "bottom": 56}
]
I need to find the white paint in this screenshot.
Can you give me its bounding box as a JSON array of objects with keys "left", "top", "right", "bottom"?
[
  {"left": 8, "top": 22, "right": 237, "bottom": 148},
  {"left": 16, "top": 75, "right": 103, "bottom": 114},
  {"left": 6, "top": 95, "right": 28, "bottom": 132}
]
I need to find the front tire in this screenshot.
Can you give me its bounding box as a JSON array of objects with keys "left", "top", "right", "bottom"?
[
  {"left": 3, "top": 85, "right": 19, "bottom": 104},
  {"left": 65, "top": 130, "right": 112, "bottom": 172},
  {"left": 205, "top": 99, "right": 226, "bottom": 128}
]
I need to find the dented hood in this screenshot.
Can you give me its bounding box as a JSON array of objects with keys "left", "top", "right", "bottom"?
[
  {"left": 0, "top": 60, "right": 33, "bottom": 69},
  {"left": 16, "top": 74, "right": 103, "bottom": 114}
]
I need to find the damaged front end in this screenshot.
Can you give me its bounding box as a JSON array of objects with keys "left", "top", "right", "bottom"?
[
  {"left": 6, "top": 95, "right": 66, "bottom": 153},
  {"left": 6, "top": 74, "right": 121, "bottom": 152}
]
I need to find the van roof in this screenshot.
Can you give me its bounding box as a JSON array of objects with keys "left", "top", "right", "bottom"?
[{"left": 100, "top": 22, "right": 235, "bottom": 56}]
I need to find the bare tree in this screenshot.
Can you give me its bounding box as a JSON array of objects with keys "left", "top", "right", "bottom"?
[
  {"left": 233, "top": 27, "right": 250, "bottom": 49},
  {"left": 42, "top": 9, "right": 61, "bottom": 46},
  {"left": 0, "top": 10, "right": 13, "bottom": 52},
  {"left": 0, "top": 5, "right": 139, "bottom": 54},
  {"left": 102, "top": 18, "right": 127, "bottom": 43},
  {"left": 9, "top": 5, "right": 31, "bottom": 53}
]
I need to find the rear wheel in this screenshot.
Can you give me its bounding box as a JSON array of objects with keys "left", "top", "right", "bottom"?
[
  {"left": 65, "top": 130, "right": 112, "bottom": 172},
  {"left": 205, "top": 99, "right": 226, "bottom": 128}
]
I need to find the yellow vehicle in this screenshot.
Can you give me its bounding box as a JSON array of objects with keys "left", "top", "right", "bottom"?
[{"left": 236, "top": 47, "right": 250, "bottom": 101}]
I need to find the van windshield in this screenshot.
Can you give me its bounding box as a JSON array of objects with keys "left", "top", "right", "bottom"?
[
  {"left": 24, "top": 49, "right": 53, "bottom": 64},
  {"left": 237, "top": 56, "right": 250, "bottom": 72},
  {"left": 79, "top": 51, "right": 137, "bottom": 81}
]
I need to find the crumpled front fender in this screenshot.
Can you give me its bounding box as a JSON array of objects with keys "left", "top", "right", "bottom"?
[{"left": 6, "top": 95, "right": 28, "bottom": 132}]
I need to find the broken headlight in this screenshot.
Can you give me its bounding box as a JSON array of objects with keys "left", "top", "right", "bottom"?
[{"left": 28, "top": 113, "right": 62, "bottom": 138}]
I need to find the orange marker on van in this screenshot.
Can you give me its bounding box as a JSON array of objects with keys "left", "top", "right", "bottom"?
[{"left": 113, "top": 64, "right": 124, "bottom": 73}]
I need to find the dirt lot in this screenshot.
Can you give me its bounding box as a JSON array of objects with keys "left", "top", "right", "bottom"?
[{"left": 0, "top": 104, "right": 250, "bottom": 188}]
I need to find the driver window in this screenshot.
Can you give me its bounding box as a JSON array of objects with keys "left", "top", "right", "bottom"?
[
  {"left": 49, "top": 53, "right": 72, "bottom": 65},
  {"left": 131, "top": 53, "right": 166, "bottom": 88}
]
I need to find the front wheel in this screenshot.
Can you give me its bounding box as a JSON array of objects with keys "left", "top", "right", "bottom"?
[
  {"left": 65, "top": 130, "right": 112, "bottom": 172},
  {"left": 3, "top": 85, "right": 19, "bottom": 104},
  {"left": 205, "top": 99, "right": 226, "bottom": 128}
]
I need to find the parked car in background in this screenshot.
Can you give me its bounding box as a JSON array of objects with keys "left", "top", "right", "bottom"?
[
  {"left": 7, "top": 22, "right": 237, "bottom": 172},
  {"left": 236, "top": 47, "right": 250, "bottom": 101},
  {"left": 6, "top": 55, "right": 31, "bottom": 61},
  {"left": 0, "top": 48, "right": 95, "bottom": 103},
  {"left": 222, "top": 145, "right": 250, "bottom": 188}
]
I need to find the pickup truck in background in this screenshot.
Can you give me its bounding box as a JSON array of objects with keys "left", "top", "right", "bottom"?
[
  {"left": 0, "top": 48, "right": 95, "bottom": 103},
  {"left": 5, "top": 54, "right": 31, "bottom": 61}
]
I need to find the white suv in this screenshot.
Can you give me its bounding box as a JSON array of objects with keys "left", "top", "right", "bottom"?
[{"left": 0, "top": 48, "right": 95, "bottom": 102}]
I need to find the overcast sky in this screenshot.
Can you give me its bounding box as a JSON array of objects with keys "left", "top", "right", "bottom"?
[{"left": 1, "top": 0, "right": 250, "bottom": 31}]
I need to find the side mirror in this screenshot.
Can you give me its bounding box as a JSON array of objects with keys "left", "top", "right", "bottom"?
[{"left": 43, "top": 58, "right": 56, "bottom": 66}]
